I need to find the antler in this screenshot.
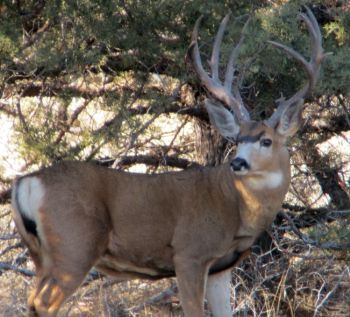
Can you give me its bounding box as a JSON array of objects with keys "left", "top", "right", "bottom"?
[
  {"left": 267, "top": 6, "right": 329, "bottom": 127},
  {"left": 188, "top": 14, "right": 251, "bottom": 122}
]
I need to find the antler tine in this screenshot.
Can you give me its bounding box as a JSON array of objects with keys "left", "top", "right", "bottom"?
[
  {"left": 224, "top": 17, "right": 250, "bottom": 89},
  {"left": 303, "top": 6, "right": 322, "bottom": 51},
  {"left": 190, "top": 16, "right": 213, "bottom": 90},
  {"left": 224, "top": 17, "right": 251, "bottom": 119},
  {"left": 267, "top": 7, "right": 328, "bottom": 127},
  {"left": 188, "top": 15, "right": 251, "bottom": 122},
  {"left": 211, "top": 13, "right": 231, "bottom": 82}
]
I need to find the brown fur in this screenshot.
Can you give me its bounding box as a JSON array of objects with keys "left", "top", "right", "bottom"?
[{"left": 12, "top": 121, "right": 292, "bottom": 316}]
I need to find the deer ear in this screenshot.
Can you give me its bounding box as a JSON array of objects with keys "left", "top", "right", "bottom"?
[
  {"left": 275, "top": 99, "right": 304, "bottom": 138},
  {"left": 205, "top": 99, "right": 240, "bottom": 140}
]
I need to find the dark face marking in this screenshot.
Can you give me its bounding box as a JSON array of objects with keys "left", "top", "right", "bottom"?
[{"left": 237, "top": 131, "right": 265, "bottom": 144}]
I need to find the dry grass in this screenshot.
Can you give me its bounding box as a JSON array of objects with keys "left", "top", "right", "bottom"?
[{"left": 1, "top": 203, "right": 349, "bottom": 317}]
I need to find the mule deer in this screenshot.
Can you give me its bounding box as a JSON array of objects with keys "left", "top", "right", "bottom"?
[{"left": 12, "top": 7, "right": 326, "bottom": 317}]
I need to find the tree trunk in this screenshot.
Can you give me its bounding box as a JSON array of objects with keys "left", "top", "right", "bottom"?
[{"left": 194, "top": 119, "right": 227, "bottom": 166}]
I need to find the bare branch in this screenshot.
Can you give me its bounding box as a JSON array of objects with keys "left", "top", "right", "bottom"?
[
  {"left": 280, "top": 211, "right": 350, "bottom": 251},
  {"left": 0, "top": 234, "right": 20, "bottom": 241},
  {"left": 112, "top": 111, "right": 162, "bottom": 169},
  {"left": 0, "top": 103, "right": 17, "bottom": 116},
  {"left": 0, "top": 242, "right": 23, "bottom": 257},
  {"left": 313, "top": 266, "right": 350, "bottom": 317},
  {"left": 116, "top": 154, "right": 201, "bottom": 170},
  {"left": 54, "top": 99, "right": 91, "bottom": 145},
  {"left": 0, "top": 188, "right": 11, "bottom": 204},
  {"left": 0, "top": 261, "right": 35, "bottom": 277},
  {"left": 129, "top": 284, "right": 178, "bottom": 313}
]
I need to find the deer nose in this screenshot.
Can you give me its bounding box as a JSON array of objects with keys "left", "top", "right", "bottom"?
[{"left": 230, "top": 157, "right": 250, "bottom": 172}]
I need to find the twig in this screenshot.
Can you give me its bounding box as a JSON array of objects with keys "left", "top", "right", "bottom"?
[
  {"left": 0, "top": 102, "right": 17, "bottom": 116},
  {"left": 339, "top": 95, "right": 350, "bottom": 128},
  {"left": 0, "top": 209, "right": 11, "bottom": 218},
  {"left": 0, "top": 188, "right": 11, "bottom": 204},
  {"left": 280, "top": 211, "right": 310, "bottom": 243},
  {"left": 0, "top": 242, "right": 23, "bottom": 257},
  {"left": 0, "top": 261, "right": 35, "bottom": 277},
  {"left": 0, "top": 234, "right": 21, "bottom": 241},
  {"left": 112, "top": 110, "right": 162, "bottom": 169},
  {"left": 155, "top": 117, "right": 190, "bottom": 172},
  {"left": 280, "top": 211, "right": 350, "bottom": 251},
  {"left": 117, "top": 154, "right": 200, "bottom": 170},
  {"left": 128, "top": 284, "right": 178, "bottom": 313},
  {"left": 313, "top": 266, "right": 350, "bottom": 317},
  {"left": 16, "top": 99, "right": 29, "bottom": 133},
  {"left": 54, "top": 99, "right": 91, "bottom": 145},
  {"left": 327, "top": 209, "right": 350, "bottom": 218}
]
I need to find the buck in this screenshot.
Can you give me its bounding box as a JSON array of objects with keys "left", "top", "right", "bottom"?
[{"left": 12, "top": 7, "right": 326, "bottom": 317}]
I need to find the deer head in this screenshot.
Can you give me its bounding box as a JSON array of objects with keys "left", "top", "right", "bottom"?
[{"left": 188, "top": 7, "right": 328, "bottom": 180}]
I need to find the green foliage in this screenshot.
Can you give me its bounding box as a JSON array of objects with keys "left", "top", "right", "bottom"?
[
  {"left": 0, "top": 32, "right": 18, "bottom": 59},
  {"left": 321, "top": 8, "right": 350, "bottom": 94},
  {"left": 1, "top": 0, "right": 349, "bottom": 165},
  {"left": 325, "top": 21, "right": 347, "bottom": 46},
  {"left": 307, "top": 216, "right": 350, "bottom": 255}
]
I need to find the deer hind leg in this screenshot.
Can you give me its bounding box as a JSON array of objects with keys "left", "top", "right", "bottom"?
[
  {"left": 27, "top": 243, "right": 107, "bottom": 317},
  {"left": 26, "top": 251, "right": 100, "bottom": 317},
  {"left": 26, "top": 215, "right": 109, "bottom": 316},
  {"left": 206, "top": 269, "right": 232, "bottom": 317},
  {"left": 27, "top": 274, "right": 69, "bottom": 317}
]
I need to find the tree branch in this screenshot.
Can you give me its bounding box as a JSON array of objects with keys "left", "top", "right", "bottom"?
[
  {"left": 128, "top": 103, "right": 207, "bottom": 120},
  {"left": 117, "top": 154, "right": 201, "bottom": 170},
  {"left": 129, "top": 284, "right": 178, "bottom": 313},
  {"left": 0, "top": 103, "right": 17, "bottom": 116},
  {"left": 0, "top": 261, "right": 35, "bottom": 277},
  {"left": 54, "top": 99, "right": 91, "bottom": 145},
  {"left": 0, "top": 188, "right": 11, "bottom": 204},
  {"left": 280, "top": 211, "right": 350, "bottom": 251}
]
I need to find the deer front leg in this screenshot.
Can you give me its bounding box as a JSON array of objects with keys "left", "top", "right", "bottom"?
[
  {"left": 206, "top": 269, "right": 232, "bottom": 317},
  {"left": 174, "top": 256, "right": 209, "bottom": 317}
]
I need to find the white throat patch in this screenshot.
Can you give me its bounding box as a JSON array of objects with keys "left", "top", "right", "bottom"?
[{"left": 246, "top": 171, "right": 284, "bottom": 190}]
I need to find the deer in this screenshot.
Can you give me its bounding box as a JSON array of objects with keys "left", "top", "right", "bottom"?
[{"left": 11, "top": 7, "right": 327, "bottom": 317}]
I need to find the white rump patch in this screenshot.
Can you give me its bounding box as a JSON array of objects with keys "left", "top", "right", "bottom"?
[
  {"left": 16, "top": 177, "right": 45, "bottom": 222},
  {"left": 247, "top": 171, "right": 284, "bottom": 190}
]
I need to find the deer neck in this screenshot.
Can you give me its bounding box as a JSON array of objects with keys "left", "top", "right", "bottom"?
[{"left": 231, "top": 160, "right": 291, "bottom": 235}]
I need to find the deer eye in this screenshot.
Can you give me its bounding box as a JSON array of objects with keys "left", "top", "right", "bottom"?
[{"left": 260, "top": 138, "right": 272, "bottom": 147}]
